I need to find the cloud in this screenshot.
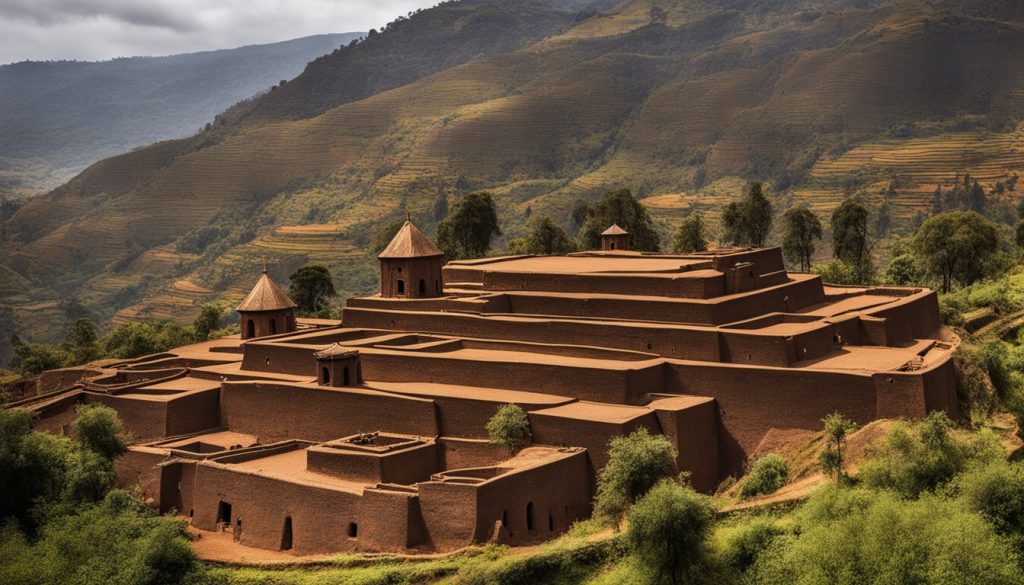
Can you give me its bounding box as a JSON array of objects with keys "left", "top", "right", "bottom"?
[{"left": 0, "top": 0, "right": 437, "bottom": 63}]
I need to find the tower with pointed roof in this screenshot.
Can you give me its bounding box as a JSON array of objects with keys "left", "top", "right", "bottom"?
[
  {"left": 378, "top": 220, "right": 445, "bottom": 299},
  {"left": 237, "top": 268, "right": 298, "bottom": 339},
  {"left": 601, "top": 224, "right": 630, "bottom": 251}
]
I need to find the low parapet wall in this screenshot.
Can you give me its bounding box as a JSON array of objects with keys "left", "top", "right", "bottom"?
[{"left": 219, "top": 381, "right": 439, "bottom": 443}]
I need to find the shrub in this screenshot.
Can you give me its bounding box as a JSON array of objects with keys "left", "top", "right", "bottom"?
[
  {"left": 811, "top": 259, "right": 858, "bottom": 286},
  {"left": 73, "top": 404, "right": 127, "bottom": 461},
  {"left": 820, "top": 412, "right": 857, "bottom": 480},
  {"left": 485, "top": 404, "right": 531, "bottom": 455},
  {"left": 739, "top": 454, "right": 789, "bottom": 498},
  {"left": 627, "top": 479, "right": 716, "bottom": 585},
  {"left": 750, "top": 486, "right": 1024, "bottom": 585},
  {"left": 594, "top": 428, "right": 677, "bottom": 527},
  {"left": 716, "top": 516, "right": 786, "bottom": 573},
  {"left": 956, "top": 461, "right": 1024, "bottom": 555}
]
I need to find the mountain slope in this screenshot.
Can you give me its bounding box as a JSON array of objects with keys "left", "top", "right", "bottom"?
[
  {"left": 3, "top": 0, "right": 1024, "bottom": 343},
  {"left": 0, "top": 33, "right": 362, "bottom": 196}
]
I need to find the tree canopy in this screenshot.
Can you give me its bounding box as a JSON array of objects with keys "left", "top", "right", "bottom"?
[
  {"left": 508, "top": 217, "right": 576, "bottom": 256},
  {"left": 781, "top": 206, "right": 822, "bottom": 272},
  {"left": 628, "top": 479, "right": 716, "bottom": 585},
  {"left": 673, "top": 213, "right": 709, "bottom": 254},
  {"left": 912, "top": 211, "right": 1004, "bottom": 293},
  {"left": 595, "top": 428, "right": 677, "bottom": 527},
  {"left": 287, "top": 264, "right": 337, "bottom": 316},
  {"left": 485, "top": 403, "right": 531, "bottom": 455},
  {"left": 830, "top": 196, "right": 871, "bottom": 281},
  {"left": 722, "top": 182, "right": 773, "bottom": 247},
  {"left": 436, "top": 192, "right": 502, "bottom": 260},
  {"left": 577, "top": 189, "right": 660, "bottom": 252}
]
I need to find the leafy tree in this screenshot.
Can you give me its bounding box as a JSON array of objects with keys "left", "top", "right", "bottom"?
[
  {"left": 508, "top": 218, "right": 576, "bottom": 256},
  {"left": 886, "top": 254, "right": 923, "bottom": 285},
  {"left": 957, "top": 461, "right": 1024, "bottom": 555},
  {"left": 595, "top": 428, "right": 677, "bottom": 527},
  {"left": 740, "top": 454, "right": 790, "bottom": 498},
  {"left": 64, "top": 318, "right": 97, "bottom": 350},
  {"left": 912, "top": 211, "right": 1004, "bottom": 293},
  {"left": 875, "top": 198, "right": 893, "bottom": 238},
  {"left": 721, "top": 181, "right": 773, "bottom": 247},
  {"left": 101, "top": 321, "right": 194, "bottom": 359},
  {"left": 571, "top": 200, "right": 592, "bottom": 229},
  {"left": 673, "top": 213, "right": 709, "bottom": 254},
  {"left": 191, "top": 304, "right": 222, "bottom": 342},
  {"left": 1015, "top": 220, "right": 1024, "bottom": 249},
  {"left": 831, "top": 196, "right": 871, "bottom": 281},
  {"left": 820, "top": 412, "right": 857, "bottom": 480},
  {"left": 437, "top": 192, "right": 502, "bottom": 259},
  {"left": 288, "top": 264, "right": 337, "bottom": 316},
  {"left": 73, "top": 404, "right": 127, "bottom": 461},
  {"left": 486, "top": 404, "right": 531, "bottom": 455},
  {"left": 434, "top": 189, "right": 449, "bottom": 221},
  {"left": 811, "top": 259, "right": 858, "bottom": 286},
  {"left": 577, "top": 189, "right": 660, "bottom": 252},
  {"left": 751, "top": 486, "right": 1023, "bottom": 585},
  {"left": 628, "top": 479, "right": 715, "bottom": 585},
  {"left": 780, "top": 206, "right": 822, "bottom": 272},
  {"left": 10, "top": 340, "right": 66, "bottom": 377}
]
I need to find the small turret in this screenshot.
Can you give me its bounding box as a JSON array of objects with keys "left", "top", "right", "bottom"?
[
  {"left": 237, "top": 269, "right": 297, "bottom": 339},
  {"left": 601, "top": 224, "right": 630, "bottom": 251},
  {"left": 378, "top": 220, "right": 445, "bottom": 299}
]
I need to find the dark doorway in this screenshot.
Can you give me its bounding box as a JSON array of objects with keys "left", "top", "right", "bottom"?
[
  {"left": 217, "top": 501, "right": 232, "bottom": 525},
  {"left": 501, "top": 510, "right": 508, "bottom": 529},
  {"left": 526, "top": 502, "right": 535, "bottom": 531},
  {"left": 347, "top": 522, "right": 358, "bottom": 538},
  {"left": 418, "top": 279, "right": 426, "bottom": 295},
  {"left": 321, "top": 367, "right": 330, "bottom": 385},
  {"left": 343, "top": 366, "right": 350, "bottom": 386},
  {"left": 281, "top": 516, "right": 293, "bottom": 551},
  {"left": 246, "top": 319, "right": 255, "bottom": 338},
  {"left": 610, "top": 242, "right": 616, "bottom": 250},
  {"left": 397, "top": 279, "right": 405, "bottom": 295},
  {"left": 548, "top": 511, "right": 554, "bottom": 532},
  {"left": 269, "top": 318, "right": 277, "bottom": 334}
]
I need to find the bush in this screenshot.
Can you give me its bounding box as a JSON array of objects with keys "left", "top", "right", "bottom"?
[
  {"left": 857, "top": 412, "right": 994, "bottom": 498},
  {"left": 594, "top": 428, "right": 677, "bottom": 527},
  {"left": 627, "top": 479, "right": 716, "bottom": 585},
  {"left": 485, "top": 404, "right": 531, "bottom": 455},
  {"left": 73, "top": 404, "right": 127, "bottom": 460},
  {"left": 811, "top": 259, "right": 858, "bottom": 286},
  {"left": 956, "top": 461, "right": 1024, "bottom": 555},
  {"left": 739, "top": 454, "right": 789, "bottom": 498},
  {"left": 750, "top": 486, "right": 1024, "bottom": 585},
  {"left": 716, "top": 516, "right": 785, "bottom": 573}
]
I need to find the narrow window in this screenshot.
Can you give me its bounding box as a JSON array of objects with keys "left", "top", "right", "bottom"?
[
  {"left": 436, "top": 280, "right": 441, "bottom": 294},
  {"left": 501, "top": 510, "right": 508, "bottom": 528},
  {"left": 397, "top": 279, "right": 405, "bottom": 295},
  {"left": 347, "top": 522, "right": 358, "bottom": 538},
  {"left": 281, "top": 516, "right": 293, "bottom": 551},
  {"left": 356, "top": 364, "right": 363, "bottom": 383},
  {"left": 419, "top": 279, "right": 426, "bottom": 295},
  {"left": 217, "top": 501, "right": 232, "bottom": 525},
  {"left": 343, "top": 366, "right": 350, "bottom": 386},
  {"left": 246, "top": 319, "right": 255, "bottom": 338},
  {"left": 321, "top": 367, "right": 330, "bottom": 385},
  {"left": 526, "top": 502, "right": 535, "bottom": 531},
  {"left": 269, "top": 318, "right": 277, "bottom": 334},
  {"left": 548, "top": 511, "right": 554, "bottom": 532}
]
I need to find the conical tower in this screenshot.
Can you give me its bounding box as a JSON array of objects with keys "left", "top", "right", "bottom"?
[
  {"left": 378, "top": 220, "right": 445, "bottom": 299},
  {"left": 600, "top": 224, "right": 630, "bottom": 251},
  {"left": 236, "top": 268, "right": 298, "bottom": 339}
]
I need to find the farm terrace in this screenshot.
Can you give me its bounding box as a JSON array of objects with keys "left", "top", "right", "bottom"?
[{"left": 16, "top": 221, "right": 958, "bottom": 555}]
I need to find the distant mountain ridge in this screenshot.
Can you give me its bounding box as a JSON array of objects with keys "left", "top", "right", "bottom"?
[
  {"left": 3, "top": 0, "right": 1024, "bottom": 346},
  {"left": 0, "top": 33, "right": 362, "bottom": 196}
]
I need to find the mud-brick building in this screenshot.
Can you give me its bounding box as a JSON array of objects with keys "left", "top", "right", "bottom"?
[{"left": 20, "top": 221, "right": 959, "bottom": 556}]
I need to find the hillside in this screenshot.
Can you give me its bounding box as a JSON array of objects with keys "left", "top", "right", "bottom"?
[
  {"left": 3, "top": 0, "right": 1024, "bottom": 345},
  {"left": 0, "top": 33, "right": 362, "bottom": 197}
]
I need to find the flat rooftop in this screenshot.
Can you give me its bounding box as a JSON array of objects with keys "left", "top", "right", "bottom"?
[{"left": 446, "top": 255, "right": 713, "bottom": 275}]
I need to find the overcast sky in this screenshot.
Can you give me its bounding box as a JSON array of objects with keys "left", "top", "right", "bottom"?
[{"left": 0, "top": 0, "right": 439, "bottom": 64}]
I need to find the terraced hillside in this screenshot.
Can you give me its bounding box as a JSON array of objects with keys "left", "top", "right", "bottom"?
[{"left": 2, "top": 0, "right": 1024, "bottom": 344}]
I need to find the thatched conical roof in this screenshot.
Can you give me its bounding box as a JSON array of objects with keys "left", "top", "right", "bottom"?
[
  {"left": 236, "top": 270, "right": 297, "bottom": 312},
  {"left": 378, "top": 220, "right": 444, "bottom": 259}
]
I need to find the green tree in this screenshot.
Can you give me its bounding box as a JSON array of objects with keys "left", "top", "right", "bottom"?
[
  {"left": 831, "top": 196, "right": 871, "bottom": 281},
  {"left": 1015, "top": 220, "right": 1024, "bottom": 249},
  {"left": 722, "top": 181, "right": 773, "bottom": 247},
  {"left": 436, "top": 192, "right": 502, "bottom": 259},
  {"left": 740, "top": 454, "right": 790, "bottom": 498},
  {"left": 577, "top": 189, "right": 660, "bottom": 252},
  {"left": 191, "top": 304, "right": 222, "bottom": 342},
  {"left": 288, "top": 264, "right": 337, "bottom": 316},
  {"left": 673, "top": 213, "right": 709, "bottom": 254},
  {"left": 10, "top": 340, "right": 66, "bottom": 377},
  {"left": 594, "top": 428, "right": 677, "bottom": 527},
  {"left": 751, "top": 486, "right": 1023, "bottom": 585},
  {"left": 508, "top": 218, "right": 576, "bottom": 256},
  {"left": 811, "top": 259, "right": 858, "bottom": 285},
  {"left": 485, "top": 404, "right": 531, "bottom": 455},
  {"left": 63, "top": 318, "right": 101, "bottom": 365},
  {"left": 912, "top": 211, "right": 1004, "bottom": 293},
  {"left": 886, "top": 254, "right": 922, "bottom": 285},
  {"left": 628, "top": 479, "right": 715, "bottom": 585},
  {"left": 73, "top": 404, "right": 127, "bottom": 461},
  {"left": 781, "top": 206, "right": 822, "bottom": 272},
  {"left": 957, "top": 461, "right": 1024, "bottom": 555},
  {"left": 820, "top": 412, "right": 857, "bottom": 480},
  {"left": 434, "top": 189, "right": 449, "bottom": 221}
]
